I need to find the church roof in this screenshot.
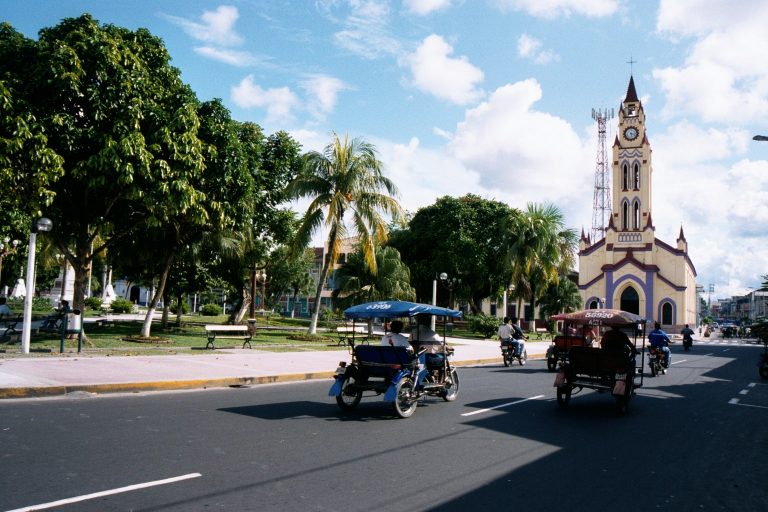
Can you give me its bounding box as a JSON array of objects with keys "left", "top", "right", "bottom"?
[{"left": 625, "top": 75, "right": 639, "bottom": 102}]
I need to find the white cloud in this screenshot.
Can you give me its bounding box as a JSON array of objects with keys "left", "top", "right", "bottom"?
[
  {"left": 654, "top": 0, "right": 768, "bottom": 125},
  {"left": 517, "top": 34, "right": 560, "bottom": 64},
  {"left": 442, "top": 80, "right": 595, "bottom": 233},
  {"left": 401, "top": 34, "right": 485, "bottom": 105},
  {"left": 324, "top": 0, "right": 402, "bottom": 59},
  {"left": 231, "top": 75, "right": 299, "bottom": 124},
  {"left": 404, "top": 0, "right": 452, "bottom": 16},
  {"left": 164, "top": 5, "right": 243, "bottom": 46},
  {"left": 300, "top": 75, "right": 349, "bottom": 120},
  {"left": 194, "top": 46, "right": 258, "bottom": 67},
  {"left": 492, "top": 0, "right": 618, "bottom": 18}
]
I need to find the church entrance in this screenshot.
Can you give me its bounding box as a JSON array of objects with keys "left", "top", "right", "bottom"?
[{"left": 620, "top": 286, "right": 639, "bottom": 314}]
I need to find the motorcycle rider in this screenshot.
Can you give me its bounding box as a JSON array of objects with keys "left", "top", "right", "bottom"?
[
  {"left": 681, "top": 324, "right": 695, "bottom": 348},
  {"left": 510, "top": 317, "right": 527, "bottom": 357},
  {"left": 498, "top": 316, "right": 513, "bottom": 347},
  {"left": 648, "top": 321, "right": 672, "bottom": 368}
]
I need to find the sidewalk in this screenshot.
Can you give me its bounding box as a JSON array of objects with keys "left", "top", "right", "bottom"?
[{"left": 0, "top": 338, "right": 549, "bottom": 399}]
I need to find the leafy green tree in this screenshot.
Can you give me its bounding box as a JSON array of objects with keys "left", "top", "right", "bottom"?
[
  {"left": 0, "top": 15, "right": 208, "bottom": 317},
  {"left": 266, "top": 246, "right": 315, "bottom": 318},
  {"left": 332, "top": 245, "right": 415, "bottom": 310},
  {"left": 389, "top": 194, "right": 517, "bottom": 313},
  {"left": 503, "top": 203, "right": 578, "bottom": 324},
  {"left": 287, "top": 133, "right": 404, "bottom": 334}
]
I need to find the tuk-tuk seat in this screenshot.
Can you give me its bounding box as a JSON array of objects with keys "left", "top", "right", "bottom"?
[{"left": 354, "top": 345, "right": 416, "bottom": 378}]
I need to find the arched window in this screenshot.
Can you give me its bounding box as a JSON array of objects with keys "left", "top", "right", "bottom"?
[
  {"left": 662, "top": 302, "right": 673, "bottom": 325},
  {"left": 633, "top": 162, "right": 640, "bottom": 189},
  {"left": 633, "top": 200, "right": 641, "bottom": 229},
  {"left": 620, "top": 286, "right": 639, "bottom": 314},
  {"left": 622, "top": 201, "right": 629, "bottom": 230},
  {"left": 622, "top": 163, "right": 629, "bottom": 190}
]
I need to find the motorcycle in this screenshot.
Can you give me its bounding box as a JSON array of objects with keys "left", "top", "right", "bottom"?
[
  {"left": 683, "top": 336, "right": 693, "bottom": 351},
  {"left": 647, "top": 345, "right": 667, "bottom": 377},
  {"left": 500, "top": 338, "right": 527, "bottom": 367}
]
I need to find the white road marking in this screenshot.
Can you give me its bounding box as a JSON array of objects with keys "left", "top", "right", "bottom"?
[
  {"left": 730, "top": 402, "right": 768, "bottom": 410},
  {"left": 671, "top": 360, "right": 686, "bottom": 365},
  {"left": 5, "top": 473, "right": 202, "bottom": 512},
  {"left": 728, "top": 398, "right": 740, "bottom": 404},
  {"left": 461, "top": 395, "right": 545, "bottom": 417},
  {"left": 739, "top": 389, "right": 749, "bottom": 395},
  {"left": 748, "top": 383, "right": 756, "bottom": 388}
]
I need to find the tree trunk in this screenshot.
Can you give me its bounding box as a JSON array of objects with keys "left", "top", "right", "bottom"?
[
  {"left": 308, "top": 250, "right": 333, "bottom": 335},
  {"left": 233, "top": 284, "right": 249, "bottom": 324},
  {"left": 140, "top": 252, "right": 175, "bottom": 337},
  {"left": 161, "top": 289, "right": 170, "bottom": 327},
  {"left": 175, "top": 292, "right": 183, "bottom": 327},
  {"left": 291, "top": 289, "right": 298, "bottom": 319}
]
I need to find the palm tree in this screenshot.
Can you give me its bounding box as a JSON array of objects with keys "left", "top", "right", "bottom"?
[
  {"left": 538, "top": 275, "right": 582, "bottom": 319},
  {"left": 287, "top": 133, "right": 404, "bottom": 334},
  {"left": 332, "top": 245, "right": 415, "bottom": 310},
  {"left": 504, "top": 203, "right": 578, "bottom": 327}
]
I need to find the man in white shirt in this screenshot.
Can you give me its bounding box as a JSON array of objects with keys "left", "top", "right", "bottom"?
[
  {"left": 410, "top": 314, "right": 443, "bottom": 354},
  {"left": 381, "top": 320, "right": 411, "bottom": 350},
  {"left": 498, "top": 316, "right": 513, "bottom": 343}
]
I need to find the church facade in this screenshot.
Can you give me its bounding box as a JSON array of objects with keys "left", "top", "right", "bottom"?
[{"left": 578, "top": 76, "right": 698, "bottom": 331}]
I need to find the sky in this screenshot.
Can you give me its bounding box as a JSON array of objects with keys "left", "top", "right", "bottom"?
[{"left": 3, "top": 0, "right": 768, "bottom": 301}]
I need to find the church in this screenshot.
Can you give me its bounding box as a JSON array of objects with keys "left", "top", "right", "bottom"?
[{"left": 578, "top": 76, "right": 698, "bottom": 332}]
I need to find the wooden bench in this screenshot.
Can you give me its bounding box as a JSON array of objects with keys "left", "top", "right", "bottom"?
[
  {"left": 336, "top": 325, "right": 370, "bottom": 346},
  {"left": 204, "top": 325, "right": 253, "bottom": 349}
]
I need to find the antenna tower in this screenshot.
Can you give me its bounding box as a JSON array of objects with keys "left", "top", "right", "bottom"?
[{"left": 591, "top": 107, "right": 614, "bottom": 242}]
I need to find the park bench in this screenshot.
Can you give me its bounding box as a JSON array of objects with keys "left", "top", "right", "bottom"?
[
  {"left": 0, "top": 313, "right": 22, "bottom": 341},
  {"left": 336, "top": 324, "right": 370, "bottom": 346},
  {"left": 534, "top": 327, "right": 550, "bottom": 339},
  {"left": 204, "top": 324, "right": 253, "bottom": 350}
]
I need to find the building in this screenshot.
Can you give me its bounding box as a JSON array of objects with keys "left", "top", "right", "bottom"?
[{"left": 578, "top": 76, "right": 698, "bottom": 332}]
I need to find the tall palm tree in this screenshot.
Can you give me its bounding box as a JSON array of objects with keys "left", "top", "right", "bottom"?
[
  {"left": 287, "top": 133, "right": 404, "bottom": 334},
  {"left": 538, "top": 275, "right": 582, "bottom": 319},
  {"left": 504, "top": 203, "right": 578, "bottom": 326}
]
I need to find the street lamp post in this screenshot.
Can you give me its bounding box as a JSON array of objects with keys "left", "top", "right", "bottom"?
[
  {"left": 21, "top": 218, "right": 53, "bottom": 354},
  {"left": 439, "top": 272, "right": 461, "bottom": 310}
]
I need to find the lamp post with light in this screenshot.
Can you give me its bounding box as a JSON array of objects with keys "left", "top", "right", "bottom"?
[
  {"left": 439, "top": 272, "right": 461, "bottom": 310},
  {"left": 21, "top": 218, "right": 53, "bottom": 354}
]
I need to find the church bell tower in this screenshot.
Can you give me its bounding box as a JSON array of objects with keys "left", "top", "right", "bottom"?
[{"left": 611, "top": 76, "right": 654, "bottom": 244}]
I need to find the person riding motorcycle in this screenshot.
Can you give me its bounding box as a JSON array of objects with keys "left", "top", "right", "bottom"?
[
  {"left": 510, "top": 317, "right": 527, "bottom": 357},
  {"left": 680, "top": 324, "right": 694, "bottom": 349},
  {"left": 498, "top": 316, "right": 513, "bottom": 345},
  {"left": 648, "top": 322, "right": 672, "bottom": 368}
]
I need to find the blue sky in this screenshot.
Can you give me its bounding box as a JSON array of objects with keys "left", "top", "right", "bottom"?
[{"left": 4, "top": 0, "right": 768, "bottom": 300}]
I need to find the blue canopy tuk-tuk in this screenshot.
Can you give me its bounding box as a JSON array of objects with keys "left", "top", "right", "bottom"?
[{"left": 329, "top": 300, "right": 462, "bottom": 418}]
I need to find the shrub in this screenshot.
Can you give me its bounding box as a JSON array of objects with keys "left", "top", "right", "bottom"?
[
  {"left": 110, "top": 297, "right": 134, "bottom": 314},
  {"left": 170, "top": 301, "right": 189, "bottom": 314},
  {"left": 84, "top": 297, "right": 103, "bottom": 311},
  {"left": 200, "top": 303, "right": 222, "bottom": 316},
  {"left": 466, "top": 314, "right": 500, "bottom": 339}
]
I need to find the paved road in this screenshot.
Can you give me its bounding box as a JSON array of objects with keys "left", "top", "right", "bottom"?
[{"left": 1, "top": 343, "right": 766, "bottom": 511}]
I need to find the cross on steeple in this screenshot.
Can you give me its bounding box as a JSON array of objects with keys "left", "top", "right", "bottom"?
[{"left": 626, "top": 56, "right": 637, "bottom": 75}]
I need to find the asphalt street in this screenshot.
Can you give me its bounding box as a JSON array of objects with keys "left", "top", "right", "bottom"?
[{"left": 1, "top": 342, "right": 766, "bottom": 512}]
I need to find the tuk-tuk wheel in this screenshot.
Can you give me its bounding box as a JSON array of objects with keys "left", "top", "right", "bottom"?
[
  {"left": 393, "top": 377, "right": 418, "bottom": 418},
  {"left": 556, "top": 386, "right": 571, "bottom": 408},
  {"left": 547, "top": 357, "right": 557, "bottom": 372},
  {"left": 336, "top": 374, "right": 363, "bottom": 411},
  {"left": 441, "top": 369, "right": 460, "bottom": 402}
]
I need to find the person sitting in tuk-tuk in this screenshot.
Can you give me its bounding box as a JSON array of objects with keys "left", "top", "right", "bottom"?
[
  {"left": 601, "top": 326, "right": 637, "bottom": 356},
  {"left": 410, "top": 314, "right": 442, "bottom": 354},
  {"left": 380, "top": 320, "right": 412, "bottom": 350}
]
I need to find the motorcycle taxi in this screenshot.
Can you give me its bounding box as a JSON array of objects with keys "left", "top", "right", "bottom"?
[
  {"left": 329, "top": 300, "right": 461, "bottom": 418},
  {"left": 550, "top": 309, "right": 647, "bottom": 415}
]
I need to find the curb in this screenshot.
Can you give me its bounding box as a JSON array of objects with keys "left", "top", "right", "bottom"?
[{"left": 0, "top": 356, "right": 542, "bottom": 400}]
